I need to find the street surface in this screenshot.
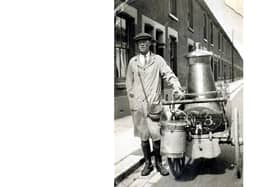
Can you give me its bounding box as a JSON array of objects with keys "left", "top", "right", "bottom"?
[{"left": 117, "top": 87, "right": 243, "bottom": 187}]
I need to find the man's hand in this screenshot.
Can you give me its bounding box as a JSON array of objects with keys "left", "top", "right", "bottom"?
[{"left": 172, "top": 89, "right": 184, "bottom": 100}]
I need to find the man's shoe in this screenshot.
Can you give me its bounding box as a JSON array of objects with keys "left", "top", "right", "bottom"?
[
  {"left": 141, "top": 161, "right": 154, "bottom": 176},
  {"left": 141, "top": 141, "right": 153, "bottom": 176},
  {"left": 155, "top": 162, "right": 169, "bottom": 176},
  {"left": 153, "top": 140, "right": 169, "bottom": 176}
]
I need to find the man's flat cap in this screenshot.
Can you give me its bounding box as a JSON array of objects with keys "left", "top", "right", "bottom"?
[{"left": 134, "top": 32, "right": 152, "bottom": 41}]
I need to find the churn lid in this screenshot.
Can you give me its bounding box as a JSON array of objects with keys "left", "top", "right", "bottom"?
[{"left": 186, "top": 42, "right": 213, "bottom": 58}]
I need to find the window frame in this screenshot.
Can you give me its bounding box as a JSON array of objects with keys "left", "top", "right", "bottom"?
[
  {"left": 155, "top": 29, "right": 165, "bottom": 57},
  {"left": 218, "top": 32, "right": 221, "bottom": 50},
  {"left": 169, "top": 35, "right": 177, "bottom": 75},
  {"left": 221, "top": 36, "right": 224, "bottom": 52},
  {"left": 210, "top": 22, "right": 214, "bottom": 45},
  {"left": 114, "top": 14, "right": 135, "bottom": 89},
  {"left": 187, "top": 0, "right": 194, "bottom": 31},
  {"left": 203, "top": 13, "right": 208, "bottom": 42},
  {"left": 169, "top": 0, "right": 178, "bottom": 21}
]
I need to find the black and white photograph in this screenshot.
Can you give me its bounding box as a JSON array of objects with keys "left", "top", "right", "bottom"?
[
  {"left": 114, "top": 0, "right": 243, "bottom": 186},
  {"left": 6, "top": 0, "right": 280, "bottom": 187}
]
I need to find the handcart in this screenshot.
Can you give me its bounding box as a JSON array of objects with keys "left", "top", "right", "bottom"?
[{"left": 160, "top": 43, "right": 243, "bottom": 179}]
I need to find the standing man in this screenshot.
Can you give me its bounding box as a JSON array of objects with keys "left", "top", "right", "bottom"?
[{"left": 126, "top": 32, "right": 184, "bottom": 176}]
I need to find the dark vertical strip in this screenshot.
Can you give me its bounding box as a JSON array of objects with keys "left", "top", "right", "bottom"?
[{"left": 232, "top": 47, "right": 234, "bottom": 82}]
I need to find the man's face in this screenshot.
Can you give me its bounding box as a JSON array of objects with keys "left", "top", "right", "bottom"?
[{"left": 137, "top": 39, "right": 151, "bottom": 54}]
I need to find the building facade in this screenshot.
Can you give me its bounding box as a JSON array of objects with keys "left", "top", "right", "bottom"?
[{"left": 114, "top": 0, "right": 243, "bottom": 118}]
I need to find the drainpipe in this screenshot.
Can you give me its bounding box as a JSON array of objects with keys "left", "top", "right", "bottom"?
[{"left": 231, "top": 30, "right": 234, "bottom": 82}]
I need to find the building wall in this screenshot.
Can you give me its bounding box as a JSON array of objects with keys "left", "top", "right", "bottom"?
[
  {"left": 114, "top": 0, "right": 243, "bottom": 119},
  {"left": 175, "top": 0, "right": 189, "bottom": 88}
]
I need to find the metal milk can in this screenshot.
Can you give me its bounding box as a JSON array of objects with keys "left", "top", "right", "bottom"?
[{"left": 184, "top": 43, "right": 223, "bottom": 113}]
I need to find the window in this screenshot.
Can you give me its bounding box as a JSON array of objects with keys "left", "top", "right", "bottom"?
[
  {"left": 223, "top": 62, "right": 227, "bottom": 80},
  {"left": 156, "top": 30, "right": 164, "bottom": 57},
  {"left": 156, "top": 30, "right": 164, "bottom": 92},
  {"left": 188, "top": 44, "right": 194, "bottom": 52},
  {"left": 144, "top": 24, "right": 154, "bottom": 52},
  {"left": 187, "top": 0, "right": 194, "bottom": 29},
  {"left": 218, "top": 32, "right": 221, "bottom": 50},
  {"left": 169, "top": 36, "right": 177, "bottom": 75},
  {"left": 115, "top": 16, "right": 128, "bottom": 79},
  {"left": 224, "top": 63, "right": 231, "bottom": 80},
  {"left": 219, "top": 60, "right": 223, "bottom": 80},
  {"left": 221, "top": 36, "right": 224, "bottom": 52},
  {"left": 210, "top": 57, "right": 214, "bottom": 73},
  {"left": 210, "top": 58, "right": 219, "bottom": 81},
  {"left": 221, "top": 61, "right": 224, "bottom": 79},
  {"left": 169, "top": 0, "right": 177, "bottom": 17},
  {"left": 114, "top": 15, "right": 134, "bottom": 86},
  {"left": 214, "top": 60, "right": 218, "bottom": 81},
  {"left": 210, "top": 22, "right": 213, "bottom": 44},
  {"left": 203, "top": 14, "right": 207, "bottom": 40},
  {"left": 144, "top": 23, "right": 153, "bottom": 36},
  {"left": 229, "top": 64, "right": 232, "bottom": 81},
  {"left": 217, "top": 59, "right": 221, "bottom": 80}
]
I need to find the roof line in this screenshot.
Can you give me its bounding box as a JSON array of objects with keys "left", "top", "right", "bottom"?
[
  {"left": 198, "top": 0, "right": 243, "bottom": 60},
  {"left": 224, "top": 2, "right": 243, "bottom": 17}
]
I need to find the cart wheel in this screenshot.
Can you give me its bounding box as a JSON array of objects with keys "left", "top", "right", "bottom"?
[
  {"left": 167, "top": 157, "right": 185, "bottom": 179},
  {"left": 233, "top": 108, "right": 242, "bottom": 179}
]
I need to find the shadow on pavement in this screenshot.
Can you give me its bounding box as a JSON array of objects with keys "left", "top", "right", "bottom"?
[{"left": 176, "top": 153, "right": 234, "bottom": 181}]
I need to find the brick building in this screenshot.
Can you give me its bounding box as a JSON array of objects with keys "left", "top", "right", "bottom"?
[{"left": 114, "top": 0, "right": 243, "bottom": 118}]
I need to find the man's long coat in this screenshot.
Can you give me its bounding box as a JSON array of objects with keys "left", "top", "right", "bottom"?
[{"left": 126, "top": 53, "right": 182, "bottom": 138}]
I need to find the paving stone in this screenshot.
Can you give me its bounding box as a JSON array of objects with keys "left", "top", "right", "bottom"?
[
  {"left": 149, "top": 172, "right": 162, "bottom": 184},
  {"left": 115, "top": 155, "right": 142, "bottom": 178},
  {"left": 129, "top": 179, "right": 148, "bottom": 187},
  {"left": 143, "top": 182, "right": 153, "bottom": 187}
]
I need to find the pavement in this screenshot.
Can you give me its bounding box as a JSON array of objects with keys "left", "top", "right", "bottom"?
[{"left": 114, "top": 79, "right": 243, "bottom": 186}]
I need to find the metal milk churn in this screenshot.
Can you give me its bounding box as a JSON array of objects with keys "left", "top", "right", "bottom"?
[
  {"left": 182, "top": 43, "right": 225, "bottom": 134},
  {"left": 184, "top": 43, "right": 221, "bottom": 112},
  {"left": 187, "top": 43, "right": 216, "bottom": 98}
]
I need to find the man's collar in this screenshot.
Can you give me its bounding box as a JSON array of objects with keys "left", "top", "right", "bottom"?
[
  {"left": 139, "top": 51, "right": 151, "bottom": 57},
  {"left": 137, "top": 52, "right": 156, "bottom": 68}
]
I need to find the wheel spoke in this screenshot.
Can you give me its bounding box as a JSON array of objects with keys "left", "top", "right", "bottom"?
[{"left": 168, "top": 157, "right": 185, "bottom": 179}]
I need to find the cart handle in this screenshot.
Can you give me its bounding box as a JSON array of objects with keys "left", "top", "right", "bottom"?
[{"left": 162, "top": 97, "right": 227, "bottom": 105}]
